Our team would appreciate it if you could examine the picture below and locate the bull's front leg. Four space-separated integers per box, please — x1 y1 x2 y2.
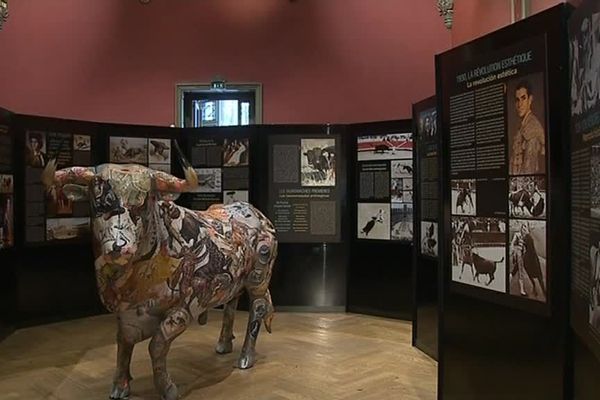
149 308 191 400
216 296 240 354
237 290 274 369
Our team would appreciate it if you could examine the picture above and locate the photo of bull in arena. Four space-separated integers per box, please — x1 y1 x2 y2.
590 233 600 332
301 138 336 186
508 176 546 219
451 179 476 216
509 219 547 302
357 133 412 161
592 145 600 218
452 217 506 292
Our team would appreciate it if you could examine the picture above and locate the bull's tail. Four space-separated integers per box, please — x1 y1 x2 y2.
495 257 505 264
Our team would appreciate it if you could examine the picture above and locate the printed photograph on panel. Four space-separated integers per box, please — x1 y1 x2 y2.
421 221 438 257
73 135 91 151
451 179 476 215
301 138 336 187
109 137 148 164
0 174 13 193
192 168 222 193
391 178 404 203
403 178 413 191
508 219 547 302
391 159 413 178
452 217 506 292
149 163 171 174
590 232 600 332
357 133 412 161
358 203 390 240
570 12 600 116
508 176 546 219
223 190 249 205
223 138 249 167
391 203 413 241
46 186 73 216
0 194 13 248
592 145 600 218
148 139 171 164
25 131 47 167
46 218 90 241
508 73 547 175
418 108 437 139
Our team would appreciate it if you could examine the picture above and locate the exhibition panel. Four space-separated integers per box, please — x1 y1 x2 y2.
437 4 572 399
569 0 600 397
346 120 414 319
412 96 440 360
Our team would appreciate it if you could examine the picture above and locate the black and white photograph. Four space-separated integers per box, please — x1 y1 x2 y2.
357 203 390 240
25 131 47 168
148 139 171 164
149 163 171 174
301 138 336 187
421 221 438 257
223 190 249 205
391 159 413 178
592 145 600 218
109 136 148 164
46 218 90 241
451 217 506 292
223 139 249 167
73 135 91 151
403 178 413 191
508 219 547 302
0 194 14 249
391 178 404 203
357 133 412 161
0 174 13 193
451 179 476 215
507 73 547 176
590 232 600 332
391 203 413 241
192 168 222 193
570 11 600 117
508 176 546 219
418 108 437 139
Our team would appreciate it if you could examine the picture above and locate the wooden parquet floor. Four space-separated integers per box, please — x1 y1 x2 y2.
0 311 437 400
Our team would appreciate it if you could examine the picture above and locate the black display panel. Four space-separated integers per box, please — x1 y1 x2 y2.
0 121 14 250
267 132 342 243
355 132 413 241
439 32 552 314
570 0 600 362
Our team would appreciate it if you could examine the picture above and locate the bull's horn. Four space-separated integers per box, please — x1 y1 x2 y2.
173 140 192 170
41 160 96 188
41 159 58 188
154 168 198 193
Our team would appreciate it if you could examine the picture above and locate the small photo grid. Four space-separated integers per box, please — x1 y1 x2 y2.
358 203 390 240
508 219 547 303
148 139 171 165
421 221 438 257
451 179 476 216
451 217 506 292
508 176 546 219
223 139 249 167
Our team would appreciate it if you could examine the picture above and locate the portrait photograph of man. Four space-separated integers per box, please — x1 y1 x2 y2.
508 74 547 176
25 131 47 168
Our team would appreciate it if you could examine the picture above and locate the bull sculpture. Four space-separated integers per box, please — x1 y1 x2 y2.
41 148 278 400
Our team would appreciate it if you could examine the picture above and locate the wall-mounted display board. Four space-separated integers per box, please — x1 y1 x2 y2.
24 130 95 244
412 96 439 360
0 123 14 250
355 132 413 241
267 132 342 243
186 130 251 210
570 0 600 363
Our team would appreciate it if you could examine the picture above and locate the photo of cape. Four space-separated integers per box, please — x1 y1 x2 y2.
300 138 336 187
451 217 506 293
109 136 148 164
508 219 547 303
357 203 390 240
357 133 412 161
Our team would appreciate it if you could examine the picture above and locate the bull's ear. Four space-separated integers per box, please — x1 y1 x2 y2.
62 184 90 202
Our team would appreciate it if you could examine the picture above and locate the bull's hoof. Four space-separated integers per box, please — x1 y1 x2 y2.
109 382 130 399
236 351 256 369
215 341 233 354
161 382 179 400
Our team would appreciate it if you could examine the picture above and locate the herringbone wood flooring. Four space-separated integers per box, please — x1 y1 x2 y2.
0 311 436 399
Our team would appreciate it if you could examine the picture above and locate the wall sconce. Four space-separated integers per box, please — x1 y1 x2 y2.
0 0 8 31
437 0 454 29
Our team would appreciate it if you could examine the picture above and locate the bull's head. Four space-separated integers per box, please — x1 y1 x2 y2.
41 143 198 265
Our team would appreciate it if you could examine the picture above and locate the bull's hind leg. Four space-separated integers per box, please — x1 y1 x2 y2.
216 296 240 354
148 308 191 400
237 290 274 369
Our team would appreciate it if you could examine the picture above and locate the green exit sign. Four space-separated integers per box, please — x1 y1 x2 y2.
211 80 226 89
